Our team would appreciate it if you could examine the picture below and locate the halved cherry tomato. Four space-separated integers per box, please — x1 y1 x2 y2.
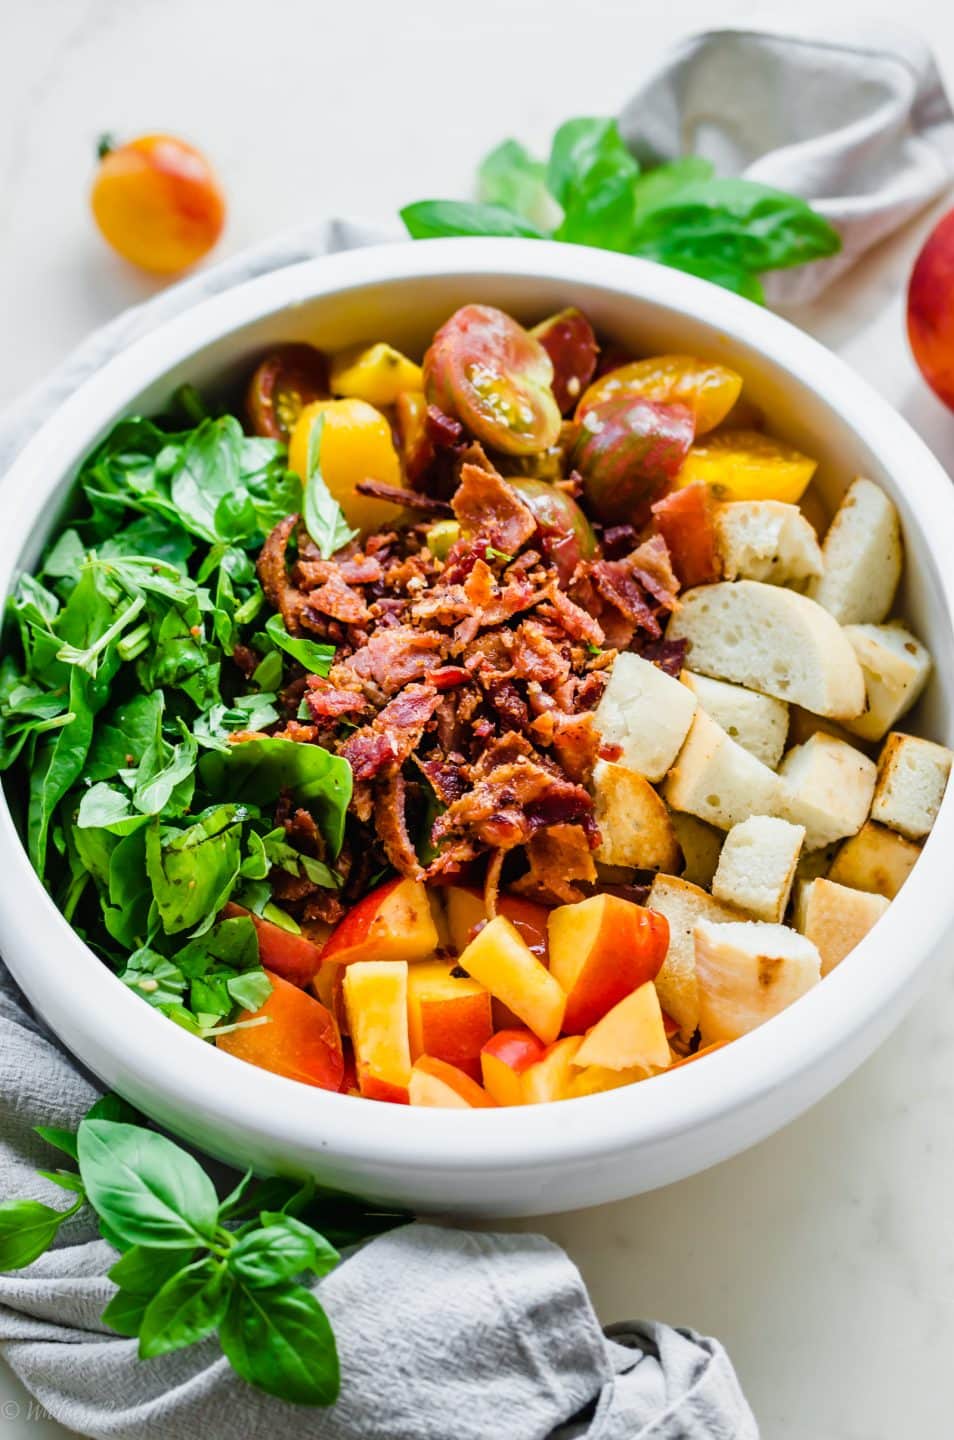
572 394 695 524
530 308 599 414
246 344 329 441
675 429 817 504
423 305 562 455
510 478 597 586
578 355 743 436
90 133 225 274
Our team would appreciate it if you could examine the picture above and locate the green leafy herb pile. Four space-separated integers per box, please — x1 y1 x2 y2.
0 395 352 1039
401 116 841 304
0 1094 405 1405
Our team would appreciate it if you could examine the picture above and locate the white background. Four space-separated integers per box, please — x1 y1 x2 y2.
2 2 954 1436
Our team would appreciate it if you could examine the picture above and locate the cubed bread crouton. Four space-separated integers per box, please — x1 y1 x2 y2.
667 580 865 718
809 477 902 623
714 500 823 586
662 708 781 832
647 874 744 1036
777 733 876 850
827 820 921 899
669 811 724 889
841 625 932 743
711 815 805 922
794 877 889 976
693 920 821 1042
870 731 952 840
593 652 697 782
681 670 789 768
591 760 681 871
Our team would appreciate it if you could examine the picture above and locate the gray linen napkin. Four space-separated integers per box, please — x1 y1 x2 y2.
5 22 948 1434
0 969 754 1438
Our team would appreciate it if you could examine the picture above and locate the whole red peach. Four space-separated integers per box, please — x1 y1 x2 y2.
907 207 954 411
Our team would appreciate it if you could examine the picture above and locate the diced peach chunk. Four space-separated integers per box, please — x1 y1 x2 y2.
342 960 412 1103
217 971 344 1091
458 916 565 1044
321 877 439 967
548 894 669 1034
409 1056 497 1109
407 961 493 1081
480 1029 546 1106
520 1036 583 1104
222 902 323 987
566 1064 649 1098
573 982 671 1072
444 886 550 960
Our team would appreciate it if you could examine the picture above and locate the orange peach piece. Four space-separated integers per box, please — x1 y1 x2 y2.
520 1036 583 1104
407 961 493 1080
310 958 347 1035
573 982 671 1072
409 1055 497 1109
342 960 412 1103
567 1064 649 1098
445 886 550 960
217 971 344 1091
458 916 565 1044
321 876 439 967
222 902 324 988
548 894 669 1034
480 1029 546 1106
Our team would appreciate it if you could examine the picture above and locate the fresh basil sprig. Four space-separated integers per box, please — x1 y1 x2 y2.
0 1097 407 1406
401 115 841 303
302 416 359 559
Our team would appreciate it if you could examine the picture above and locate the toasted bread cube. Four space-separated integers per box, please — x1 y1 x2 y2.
714 500 823 587
670 811 724 889
711 815 804 923
827 820 921 899
667 580 865 718
694 920 821 1042
593 652 697 782
809 478 902 624
663 708 781 832
647 874 744 1036
841 625 932 743
870 731 952 840
794 877 889 976
591 761 680 871
777 733 876 850
681 670 789 769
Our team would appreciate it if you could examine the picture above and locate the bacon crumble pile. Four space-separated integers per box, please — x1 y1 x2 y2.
255 443 682 921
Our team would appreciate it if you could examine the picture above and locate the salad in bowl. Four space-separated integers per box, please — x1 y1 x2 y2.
2 297 949 1115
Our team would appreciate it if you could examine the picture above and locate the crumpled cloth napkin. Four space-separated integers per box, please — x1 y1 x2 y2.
0 970 755 1439
4 21 949 1437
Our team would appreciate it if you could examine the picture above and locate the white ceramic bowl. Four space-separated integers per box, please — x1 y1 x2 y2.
2 239 953 1218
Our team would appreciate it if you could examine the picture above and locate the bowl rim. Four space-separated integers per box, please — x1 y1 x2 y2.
2 236 953 1175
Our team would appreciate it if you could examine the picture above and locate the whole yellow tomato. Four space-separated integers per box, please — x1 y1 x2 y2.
91 134 226 274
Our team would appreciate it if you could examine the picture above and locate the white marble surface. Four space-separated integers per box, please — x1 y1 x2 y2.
2 2 954 1435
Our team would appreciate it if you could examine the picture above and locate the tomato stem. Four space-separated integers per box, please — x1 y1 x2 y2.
96 133 116 160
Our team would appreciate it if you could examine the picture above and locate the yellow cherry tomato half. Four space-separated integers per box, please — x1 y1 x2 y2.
674 429 818 504
330 342 424 406
289 398 404 534
91 133 226 274
578 355 743 436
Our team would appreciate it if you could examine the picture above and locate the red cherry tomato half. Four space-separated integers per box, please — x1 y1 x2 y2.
510 477 597 586
423 305 562 456
572 394 695 524
246 344 329 441
530 307 599 414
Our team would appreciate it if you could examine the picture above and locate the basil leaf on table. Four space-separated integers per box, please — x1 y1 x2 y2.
547 116 640 251
229 1214 339 1288
263 613 334 675
301 416 359 560
0 1197 83 1270
77 1120 219 1250
138 1256 229 1358
400 200 544 240
33 1125 80 1161
219 1281 340 1407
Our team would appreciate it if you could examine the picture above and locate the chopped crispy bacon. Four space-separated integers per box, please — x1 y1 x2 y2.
355 478 453 515
415 754 469 805
340 684 442 781
539 585 605 648
452 463 537 554
374 771 424 880
427 665 470 690
512 823 597 905
306 570 370 625
304 678 368 721
258 514 305 632
432 751 595 854
297 553 385 587
631 634 689 677
343 627 446 692
511 620 571 687
232 643 259 679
